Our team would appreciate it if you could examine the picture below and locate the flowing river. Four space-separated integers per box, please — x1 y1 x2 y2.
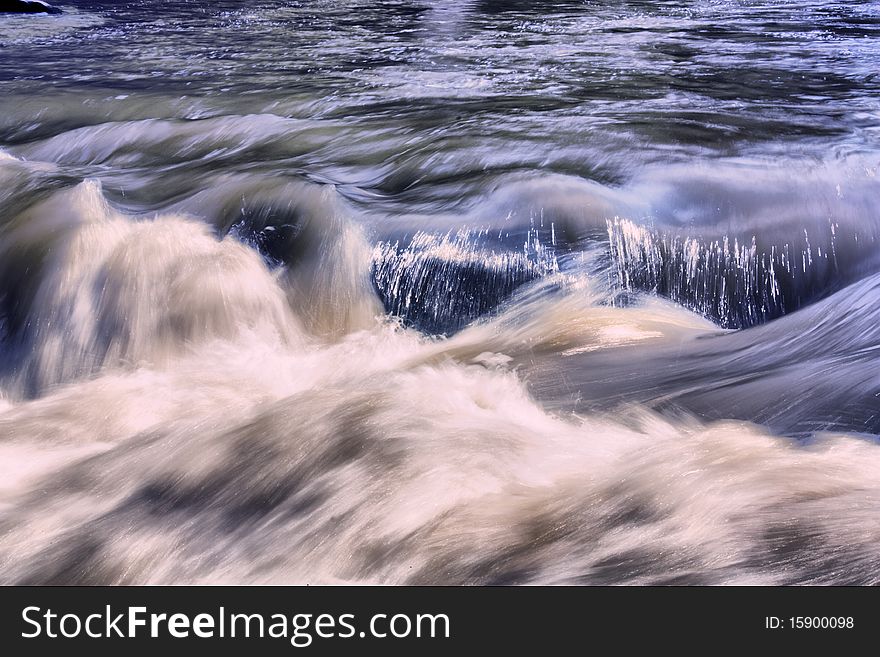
1 0 879 584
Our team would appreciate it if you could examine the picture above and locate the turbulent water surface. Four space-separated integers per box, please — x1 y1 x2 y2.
1 0 879 584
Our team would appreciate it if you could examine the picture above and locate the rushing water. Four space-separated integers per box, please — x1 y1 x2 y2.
0 0 879 584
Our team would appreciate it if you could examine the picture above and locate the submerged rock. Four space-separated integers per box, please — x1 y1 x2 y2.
0 0 62 14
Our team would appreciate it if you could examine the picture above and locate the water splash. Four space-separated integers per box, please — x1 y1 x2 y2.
606 216 845 328
371 227 558 334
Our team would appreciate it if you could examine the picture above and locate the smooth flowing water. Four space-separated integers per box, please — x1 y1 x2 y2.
1 0 879 584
